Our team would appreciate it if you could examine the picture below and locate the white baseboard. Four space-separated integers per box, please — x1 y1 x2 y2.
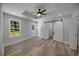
4 36 36 47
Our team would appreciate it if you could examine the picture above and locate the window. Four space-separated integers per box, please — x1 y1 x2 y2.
32 24 35 31
9 20 21 38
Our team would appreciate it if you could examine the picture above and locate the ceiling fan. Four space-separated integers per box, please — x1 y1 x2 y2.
34 9 47 17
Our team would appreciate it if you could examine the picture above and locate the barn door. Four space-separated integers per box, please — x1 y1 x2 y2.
53 21 63 42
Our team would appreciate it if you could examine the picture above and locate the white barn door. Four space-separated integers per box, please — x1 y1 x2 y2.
54 21 63 42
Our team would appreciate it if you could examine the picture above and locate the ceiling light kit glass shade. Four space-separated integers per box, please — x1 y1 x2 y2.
37 13 41 16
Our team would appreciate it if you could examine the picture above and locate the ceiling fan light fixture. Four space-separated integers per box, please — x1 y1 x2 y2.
37 13 41 16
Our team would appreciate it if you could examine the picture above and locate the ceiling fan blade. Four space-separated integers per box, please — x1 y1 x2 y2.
41 9 46 13
38 9 41 12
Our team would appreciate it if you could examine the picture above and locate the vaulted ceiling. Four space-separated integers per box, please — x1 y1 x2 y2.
2 3 79 22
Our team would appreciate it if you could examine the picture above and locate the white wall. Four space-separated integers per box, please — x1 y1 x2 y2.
0 4 3 56
63 17 70 43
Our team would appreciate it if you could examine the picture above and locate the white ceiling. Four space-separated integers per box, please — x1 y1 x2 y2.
2 3 78 21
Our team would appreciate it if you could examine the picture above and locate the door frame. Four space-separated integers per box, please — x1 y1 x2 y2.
0 3 4 56
77 22 79 55
74 16 79 55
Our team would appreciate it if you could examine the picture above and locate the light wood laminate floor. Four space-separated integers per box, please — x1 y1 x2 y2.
4 37 77 56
